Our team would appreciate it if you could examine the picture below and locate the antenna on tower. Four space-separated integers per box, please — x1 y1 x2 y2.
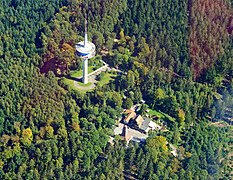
84 13 88 48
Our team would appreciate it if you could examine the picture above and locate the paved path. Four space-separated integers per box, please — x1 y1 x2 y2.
73 78 97 90
76 60 108 79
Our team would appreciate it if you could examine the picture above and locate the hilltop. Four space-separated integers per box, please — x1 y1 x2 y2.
0 0 232 179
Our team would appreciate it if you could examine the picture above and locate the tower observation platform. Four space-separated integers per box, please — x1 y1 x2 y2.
76 40 95 59
75 18 96 84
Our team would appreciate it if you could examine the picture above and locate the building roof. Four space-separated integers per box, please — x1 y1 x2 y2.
113 123 149 144
140 117 151 132
134 115 143 127
122 125 132 143
148 121 162 130
124 109 136 123
125 109 134 114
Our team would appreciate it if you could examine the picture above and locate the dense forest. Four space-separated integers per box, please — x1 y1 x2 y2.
0 0 232 179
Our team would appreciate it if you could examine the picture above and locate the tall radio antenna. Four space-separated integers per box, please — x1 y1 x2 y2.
84 11 88 48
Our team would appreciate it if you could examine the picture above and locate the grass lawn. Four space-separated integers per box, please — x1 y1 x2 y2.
62 71 117 93
147 108 165 119
147 108 175 122
62 60 105 92
77 82 92 87
62 78 92 94
70 60 104 78
97 72 117 87
70 66 94 78
63 78 76 90
162 112 175 122
63 77 92 89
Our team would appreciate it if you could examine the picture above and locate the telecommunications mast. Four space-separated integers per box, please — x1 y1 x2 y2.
75 14 96 84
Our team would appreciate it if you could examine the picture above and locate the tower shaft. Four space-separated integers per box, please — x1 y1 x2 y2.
83 58 88 84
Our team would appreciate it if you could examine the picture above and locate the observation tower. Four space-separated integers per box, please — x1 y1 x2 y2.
76 17 96 84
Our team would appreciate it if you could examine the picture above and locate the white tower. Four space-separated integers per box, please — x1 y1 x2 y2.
76 17 96 84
